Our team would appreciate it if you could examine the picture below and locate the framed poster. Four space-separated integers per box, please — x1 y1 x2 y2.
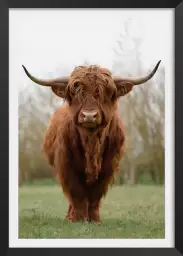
0 0 182 255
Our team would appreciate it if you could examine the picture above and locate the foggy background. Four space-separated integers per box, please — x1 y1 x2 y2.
9 9 170 185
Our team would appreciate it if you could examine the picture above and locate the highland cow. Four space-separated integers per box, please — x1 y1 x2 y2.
22 60 161 223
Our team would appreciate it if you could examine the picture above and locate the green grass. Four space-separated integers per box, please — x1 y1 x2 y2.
19 184 164 239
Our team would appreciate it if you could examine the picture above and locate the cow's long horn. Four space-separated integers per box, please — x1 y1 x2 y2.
22 65 68 88
113 60 161 85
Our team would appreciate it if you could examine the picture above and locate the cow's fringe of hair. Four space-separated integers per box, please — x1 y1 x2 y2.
65 65 115 104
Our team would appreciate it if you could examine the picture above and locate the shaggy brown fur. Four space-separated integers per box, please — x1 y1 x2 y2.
23 62 160 223
42 66 127 222
43 104 125 222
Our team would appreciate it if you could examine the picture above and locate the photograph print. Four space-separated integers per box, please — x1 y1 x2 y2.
9 8 174 247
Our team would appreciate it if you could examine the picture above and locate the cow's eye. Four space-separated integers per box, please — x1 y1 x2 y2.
111 92 116 101
73 82 79 89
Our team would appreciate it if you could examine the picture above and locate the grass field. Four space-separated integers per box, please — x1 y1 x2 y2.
19 184 165 238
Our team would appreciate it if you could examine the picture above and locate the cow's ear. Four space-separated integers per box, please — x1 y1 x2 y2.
115 81 134 97
51 85 67 98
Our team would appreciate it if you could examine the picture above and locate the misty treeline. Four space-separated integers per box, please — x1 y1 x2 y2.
19 20 164 185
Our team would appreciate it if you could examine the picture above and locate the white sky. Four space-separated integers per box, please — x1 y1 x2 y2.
9 9 173 90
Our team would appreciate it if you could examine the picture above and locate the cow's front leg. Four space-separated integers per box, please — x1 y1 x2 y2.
88 200 101 223
65 204 72 220
65 199 88 222
87 165 114 223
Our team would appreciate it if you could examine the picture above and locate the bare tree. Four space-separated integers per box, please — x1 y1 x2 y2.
112 19 165 184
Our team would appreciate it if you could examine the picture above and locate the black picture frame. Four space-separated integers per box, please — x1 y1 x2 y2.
1 0 182 255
